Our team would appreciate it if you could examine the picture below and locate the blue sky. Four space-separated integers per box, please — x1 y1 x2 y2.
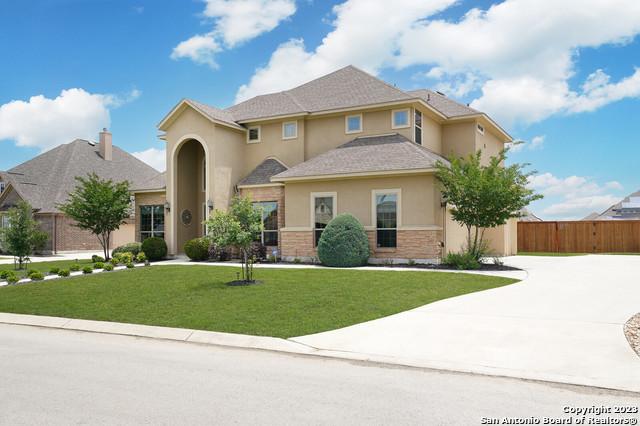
1 0 639 220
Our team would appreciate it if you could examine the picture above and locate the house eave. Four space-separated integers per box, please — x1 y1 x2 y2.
271 168 437 183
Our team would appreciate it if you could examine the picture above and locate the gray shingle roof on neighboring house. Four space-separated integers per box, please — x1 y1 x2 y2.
238 158 288 186
0 139 161 213
131 172 166 192
272 134 449 181
407 89 479 118
589 189 640 220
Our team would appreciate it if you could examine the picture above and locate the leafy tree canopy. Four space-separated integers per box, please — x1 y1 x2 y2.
0 200 48 269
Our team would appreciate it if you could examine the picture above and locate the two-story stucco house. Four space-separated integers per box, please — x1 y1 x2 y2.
132 65 517 262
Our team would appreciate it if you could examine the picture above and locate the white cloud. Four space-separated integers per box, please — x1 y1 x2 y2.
171 34 222 68
236 0 455 102
0 88 138 152
528 172 624 219
172 0 296 67
133 147 166 172
236 0 640 125
506 135 544 153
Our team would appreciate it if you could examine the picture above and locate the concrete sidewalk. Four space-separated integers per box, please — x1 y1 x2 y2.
0 251 103 265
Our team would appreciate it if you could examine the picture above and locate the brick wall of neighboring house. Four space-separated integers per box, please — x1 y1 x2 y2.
239 185 285 253
34 214 104 253
281 229 443 264
134 192 167 242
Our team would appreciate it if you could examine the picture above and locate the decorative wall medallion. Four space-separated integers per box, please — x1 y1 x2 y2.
181 209 193 226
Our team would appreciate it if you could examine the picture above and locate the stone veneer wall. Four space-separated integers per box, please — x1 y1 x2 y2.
281 229 443 264
239 185 285 252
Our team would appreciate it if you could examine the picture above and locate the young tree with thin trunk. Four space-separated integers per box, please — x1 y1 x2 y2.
436 149 542 260
0 201 48 269
58 173 131 261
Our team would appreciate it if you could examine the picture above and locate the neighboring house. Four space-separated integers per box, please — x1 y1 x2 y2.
135 65 517 262
584 189 640 220
0 129 160 253
518 208 542 222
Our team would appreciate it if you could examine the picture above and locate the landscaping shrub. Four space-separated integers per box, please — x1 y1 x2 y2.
184 238 210 261
125 262 135 269
91 255 105 263
110 257 119 266
135 252 147 264
444 252 481 270
26 269 39 277
28 271 45 281
103 263 114 271
317 213 370 267
57 269 70 277
0 270 10 279
82 266 93 274
141 237 167 261
249 241 267 261
208 244 230 261
49 267 60 275
93 262 104 270
117 252 133 264
69 264 81 272
112 242 142 257
5 271 19 284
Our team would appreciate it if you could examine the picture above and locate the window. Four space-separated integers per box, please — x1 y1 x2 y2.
253 201 278 246
0 214 9 229
282 121 298 139
373 190 399 248
140 205 164 241
0 182 5 194
345 114 362 134
477 123 485 135
392 108 410 129
248 126 261 143
312 193 336 246
414 110 423 145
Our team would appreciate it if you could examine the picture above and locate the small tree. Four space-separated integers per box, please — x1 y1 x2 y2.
58 173 131 261
0 201 48 269
436 150 542 260
206 196 262 282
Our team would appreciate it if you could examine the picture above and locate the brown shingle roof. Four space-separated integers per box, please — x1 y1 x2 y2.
272 133 448 181
238 158 287 186
2 139 161 213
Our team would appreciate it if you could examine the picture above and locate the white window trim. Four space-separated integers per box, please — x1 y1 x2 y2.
253 201 279 245
282 121 298 140
202 202 208 236
247 125 261 143
476 123 485 135
310 192 337 244
371 188 402 230
345 114 363 134
414 109 423 145
391 108 411 129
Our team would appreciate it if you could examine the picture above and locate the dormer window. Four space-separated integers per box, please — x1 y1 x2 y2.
248 126 261 143
392 108 410 129
477 123 485 135
345 114 362 134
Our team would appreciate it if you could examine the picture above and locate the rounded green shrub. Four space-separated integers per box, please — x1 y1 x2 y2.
110 257 119 266
112 242 142 257
317 213 370 267
28 271 45 281
49 267 60 275
26 269 38 277
444 252 481 270
93 262 105 270
69 264 81 272
125 262 135 269
184 238 210 261
82 266 93 274
141 237 167 261
103 263 114 271
135 252 147 264
57 269 70 277
0 270 10 279
5 271 19 284
91 255 105 263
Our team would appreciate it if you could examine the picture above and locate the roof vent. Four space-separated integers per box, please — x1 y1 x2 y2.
87 140 96 146
436 91 446 97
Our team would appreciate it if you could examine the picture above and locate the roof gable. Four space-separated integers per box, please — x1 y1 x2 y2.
238 158 288 187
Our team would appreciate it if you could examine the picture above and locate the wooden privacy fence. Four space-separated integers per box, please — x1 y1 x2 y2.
518 220 640 253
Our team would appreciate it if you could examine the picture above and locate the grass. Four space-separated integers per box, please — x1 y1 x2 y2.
0 265 517 338
0 258 93 278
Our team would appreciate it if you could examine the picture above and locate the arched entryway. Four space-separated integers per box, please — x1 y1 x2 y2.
174 138 207 253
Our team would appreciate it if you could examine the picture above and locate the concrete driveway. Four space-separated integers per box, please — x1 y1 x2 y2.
292 255 640 392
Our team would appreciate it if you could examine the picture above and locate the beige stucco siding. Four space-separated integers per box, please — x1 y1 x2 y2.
414 105 442 153
213 125 245 210
283 174 442 229
242 119 305 173
476 125 504 164
442 121 476 160
134 191 167 242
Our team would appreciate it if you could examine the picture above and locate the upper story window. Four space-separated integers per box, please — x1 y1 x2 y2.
477 123 485 135
414 110 423 145
282 121 298 140
0 181 5 194
392 108 410 129
248 125 261 143
345 114 363 134
312 192 336 246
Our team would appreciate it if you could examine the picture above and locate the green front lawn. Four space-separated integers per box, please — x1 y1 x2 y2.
0 265 517 338
0 258 93 278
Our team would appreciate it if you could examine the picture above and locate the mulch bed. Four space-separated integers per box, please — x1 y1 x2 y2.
624 313 640 357
226 280 263 287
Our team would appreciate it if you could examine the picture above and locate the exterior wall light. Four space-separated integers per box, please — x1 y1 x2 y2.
164 201 171 212
207 200 214 210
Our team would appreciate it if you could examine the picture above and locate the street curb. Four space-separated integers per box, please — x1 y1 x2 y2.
1 312 638 395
